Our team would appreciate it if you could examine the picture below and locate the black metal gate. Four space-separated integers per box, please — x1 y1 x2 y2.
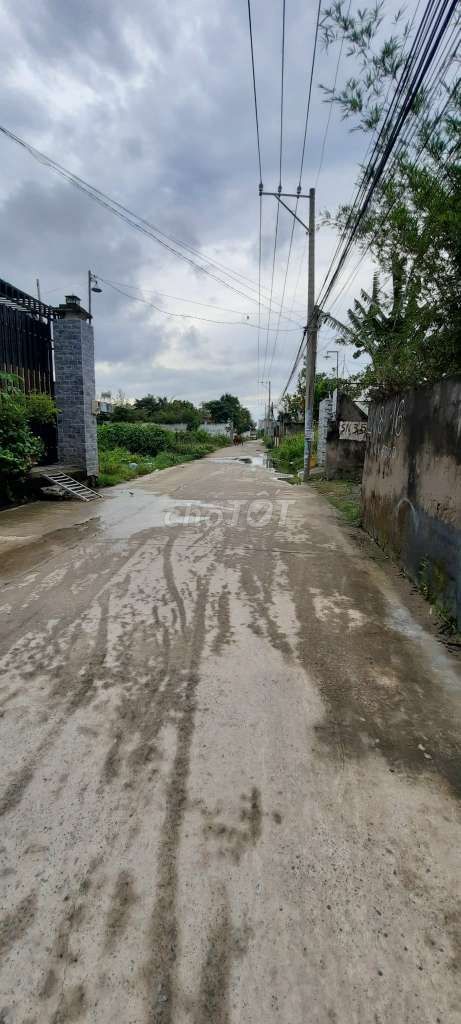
0 279 57 460
0 278 55 394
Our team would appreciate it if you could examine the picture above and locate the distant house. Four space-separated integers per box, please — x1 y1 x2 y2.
95 392 114 415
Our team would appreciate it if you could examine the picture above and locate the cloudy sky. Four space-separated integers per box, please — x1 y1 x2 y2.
0 0 381 418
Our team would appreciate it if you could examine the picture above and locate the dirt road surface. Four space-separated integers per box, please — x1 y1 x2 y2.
1 442 460 1023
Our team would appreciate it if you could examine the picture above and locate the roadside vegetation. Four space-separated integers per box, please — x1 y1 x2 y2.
100 391 253 435
0 372 56 503
267 430 318 476
309 479 362 527
97 423 230 487
318 2 461 395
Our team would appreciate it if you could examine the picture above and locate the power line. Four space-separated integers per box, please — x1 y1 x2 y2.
313 0 448 313
99 275 301 330
258 193 263 388
298 0 322 189
88 277 262 317
279 3 460 400
247 0 263 185
315 0 352 189
316 0 458 314
268 0 323 374
279 0 286 191
262 202 281 376
0 123 304 328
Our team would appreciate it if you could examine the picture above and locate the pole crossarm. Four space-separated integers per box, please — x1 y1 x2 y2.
260 190 311 233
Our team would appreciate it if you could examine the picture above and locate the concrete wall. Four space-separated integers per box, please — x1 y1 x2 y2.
201 422 232 437
152 422 188 433
54 317 99 478
362 376 461 627
318 396 333 467
325 394 367 480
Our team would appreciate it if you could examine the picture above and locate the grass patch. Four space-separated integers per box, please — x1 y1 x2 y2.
267 428 318 476
270 433 304 473
97 432 231 487
309 478 362 526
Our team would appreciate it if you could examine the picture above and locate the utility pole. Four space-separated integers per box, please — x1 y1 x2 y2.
303 187 317 481
36 278 41 303
88 270 102 320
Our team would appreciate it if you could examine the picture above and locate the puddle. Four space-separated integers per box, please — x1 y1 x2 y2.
207 452 274 469
96 492 229 538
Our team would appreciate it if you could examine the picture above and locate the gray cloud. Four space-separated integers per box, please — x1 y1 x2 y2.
0 0 374 418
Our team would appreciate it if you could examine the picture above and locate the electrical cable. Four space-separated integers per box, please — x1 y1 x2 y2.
0 123 303 327
279 56 460 402
315 0 352 189
298 0 323 189
279 0 286 191
262 202 281 377
247 0 263 185
98 275 301 330
268 0 323 374
316 0 458 314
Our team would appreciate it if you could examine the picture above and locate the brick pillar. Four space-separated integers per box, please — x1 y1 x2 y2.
53 295 99 479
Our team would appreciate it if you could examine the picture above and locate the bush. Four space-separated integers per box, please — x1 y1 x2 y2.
25 392 57 425
270 433 304 471
96 423 232 488
98 446 157 486
0 374 45 500
97 422 170 456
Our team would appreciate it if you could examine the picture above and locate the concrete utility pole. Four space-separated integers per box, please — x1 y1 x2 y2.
303 187 317 482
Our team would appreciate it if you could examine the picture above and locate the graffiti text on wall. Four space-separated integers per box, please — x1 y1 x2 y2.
367 397 406 459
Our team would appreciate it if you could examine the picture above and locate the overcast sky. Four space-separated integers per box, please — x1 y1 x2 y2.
0 0 382 418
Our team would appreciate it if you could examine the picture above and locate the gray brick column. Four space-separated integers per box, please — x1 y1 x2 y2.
54 306 99 479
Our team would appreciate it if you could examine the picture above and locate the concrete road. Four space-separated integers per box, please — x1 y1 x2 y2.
1 442 460 1024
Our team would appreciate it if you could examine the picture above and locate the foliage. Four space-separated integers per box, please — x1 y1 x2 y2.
319 2 461 392
309 479 362 526
134 394 202 428
106 391 253 434
279 371 361 422
320 1 411 132
205 393 253 433
96 425 231 487
269 427 319 474
0 373 44 499
271 433 305 473
97 422 170 456
109 403 138 422
322 260 447 392
98 446 156 486
25 391 57 425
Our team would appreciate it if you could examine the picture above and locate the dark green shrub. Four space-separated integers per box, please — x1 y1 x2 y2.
0 373 45 500
97 422 170 456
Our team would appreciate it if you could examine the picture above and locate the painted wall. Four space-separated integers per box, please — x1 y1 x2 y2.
325 394 367 480
362 376 461 627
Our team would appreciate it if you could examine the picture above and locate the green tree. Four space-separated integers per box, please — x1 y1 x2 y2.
319 1 461 391
206 393 253 433
280 372 352 422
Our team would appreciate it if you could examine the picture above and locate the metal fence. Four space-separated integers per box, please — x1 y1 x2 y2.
0 278 55 395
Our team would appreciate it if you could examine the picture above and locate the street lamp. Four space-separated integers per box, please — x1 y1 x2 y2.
88 270 102 320
325 349 340 395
